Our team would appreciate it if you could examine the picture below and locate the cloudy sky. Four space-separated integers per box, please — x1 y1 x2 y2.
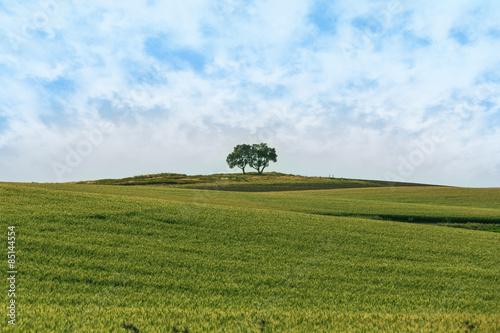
1 0 499 186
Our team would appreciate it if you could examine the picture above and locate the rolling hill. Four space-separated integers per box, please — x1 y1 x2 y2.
1 174 499 331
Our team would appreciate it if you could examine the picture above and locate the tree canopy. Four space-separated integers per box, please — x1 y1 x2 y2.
226 143 277 174
226 144 252 174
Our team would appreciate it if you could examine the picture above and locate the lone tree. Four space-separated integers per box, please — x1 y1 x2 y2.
248 143 277 174
227 143 277 175
226 144 252 174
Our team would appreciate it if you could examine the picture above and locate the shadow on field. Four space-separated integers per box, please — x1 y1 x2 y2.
311 212 500 225
308 212 500 232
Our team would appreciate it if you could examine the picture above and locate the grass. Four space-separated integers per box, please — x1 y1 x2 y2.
1 177 499 332
80 172 437 190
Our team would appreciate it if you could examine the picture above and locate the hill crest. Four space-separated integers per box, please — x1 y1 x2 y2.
78 172 441 191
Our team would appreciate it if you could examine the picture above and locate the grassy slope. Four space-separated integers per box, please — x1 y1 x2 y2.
1 183 499 332
39 182 500 231
80 172 437 191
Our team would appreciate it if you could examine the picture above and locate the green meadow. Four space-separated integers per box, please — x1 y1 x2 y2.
1 175 499 332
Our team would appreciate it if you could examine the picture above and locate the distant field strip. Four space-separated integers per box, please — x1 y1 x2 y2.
183 180 434 192
1 183 499 331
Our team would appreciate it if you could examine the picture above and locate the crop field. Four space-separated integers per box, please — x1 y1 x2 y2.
1 178 499 332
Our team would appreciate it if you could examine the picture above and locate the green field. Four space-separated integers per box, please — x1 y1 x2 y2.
1 175 499 332
81 172 436 190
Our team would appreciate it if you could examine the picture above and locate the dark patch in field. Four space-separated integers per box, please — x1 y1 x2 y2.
439 223 500 233
122 323 139 332
258 318 266 332
372 214 500 225
464 320 475 332
310 212 500 232
88 214 106 220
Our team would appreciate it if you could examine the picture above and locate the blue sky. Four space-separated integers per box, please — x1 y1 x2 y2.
0 0 499 186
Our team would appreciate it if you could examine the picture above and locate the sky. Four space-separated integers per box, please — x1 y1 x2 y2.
0 0 499 187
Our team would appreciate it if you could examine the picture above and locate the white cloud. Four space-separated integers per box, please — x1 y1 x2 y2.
0 0 499 186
